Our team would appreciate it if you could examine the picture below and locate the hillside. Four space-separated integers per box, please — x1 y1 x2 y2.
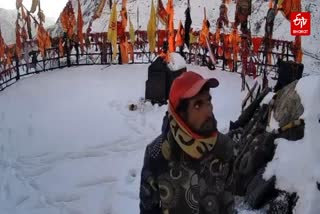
50 0 320 74
0 8 56 44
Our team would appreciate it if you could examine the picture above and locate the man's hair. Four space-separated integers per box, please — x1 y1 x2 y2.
175 84 211 114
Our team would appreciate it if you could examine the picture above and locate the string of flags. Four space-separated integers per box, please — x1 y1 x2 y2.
0 0 303 69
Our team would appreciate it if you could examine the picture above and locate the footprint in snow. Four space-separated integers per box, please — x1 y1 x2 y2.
126 168 137 184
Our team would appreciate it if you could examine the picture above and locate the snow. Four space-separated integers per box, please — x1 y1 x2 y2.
0 64 248 214
167 52 186 71
264 75 320 214
260 92 276 106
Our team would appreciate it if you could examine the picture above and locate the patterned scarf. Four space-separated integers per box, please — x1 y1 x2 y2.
167 107 218 159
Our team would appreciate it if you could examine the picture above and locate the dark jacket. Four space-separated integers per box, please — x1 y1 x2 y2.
139 129 235 214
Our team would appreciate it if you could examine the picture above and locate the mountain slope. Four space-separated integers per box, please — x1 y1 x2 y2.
0 8 17 45
51 0 319 41
49 0 319 75
0 8 56 44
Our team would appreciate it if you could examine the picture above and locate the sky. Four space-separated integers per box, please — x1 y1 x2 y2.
0 0 69 19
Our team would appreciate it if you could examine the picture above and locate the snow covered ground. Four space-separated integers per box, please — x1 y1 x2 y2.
0 64 247 214
0 63 319 214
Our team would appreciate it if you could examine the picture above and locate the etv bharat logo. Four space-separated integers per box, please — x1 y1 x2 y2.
291 12 311 36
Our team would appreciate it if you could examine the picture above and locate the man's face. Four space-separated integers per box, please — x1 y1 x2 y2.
184 90 217 137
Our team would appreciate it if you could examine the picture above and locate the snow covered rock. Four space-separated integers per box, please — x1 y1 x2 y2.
167 52 186 72
273 81 304 127
230 75 320 213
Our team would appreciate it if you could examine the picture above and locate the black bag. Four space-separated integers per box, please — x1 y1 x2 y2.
274 60 304 92
145 57 185 105
145 71 167 104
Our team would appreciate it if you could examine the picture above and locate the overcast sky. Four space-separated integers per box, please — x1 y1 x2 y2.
0 0 69 20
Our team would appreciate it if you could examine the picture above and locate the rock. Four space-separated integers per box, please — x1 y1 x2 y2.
273 81 304 127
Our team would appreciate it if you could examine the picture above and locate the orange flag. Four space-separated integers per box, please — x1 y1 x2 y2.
215 28 221 43
230 28 240 63
77 0 84 53
157 0 168 26
37 24 51 57
0 29 6 60
120 0 129 63
293 36 303 63
21 26 28 42
252 37 263 53
21 6 27 20
167 0 175 53
15 23 23 58
60 2 76 39
278 0 301 20
59 37 64 56
121 0 128 30
5 49 13 68
120 38 129 64
199 8 209 48
175 20 184 47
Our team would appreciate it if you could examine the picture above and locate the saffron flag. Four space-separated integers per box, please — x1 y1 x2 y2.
147 0 157 53
0 29 6 60
167 0 175 53
59 37 64 56
108 2 118 61
77 0 85 53
15 23 23 58
120 38 129 64
37 24 46 57
199 8 209 48
278 0 301 20
121 0 128 30
21 6 27 20
252 37 263 53
293 36 303 63
157 0 168 26
175 20 184 47
39 25 51 57
60 2 76 39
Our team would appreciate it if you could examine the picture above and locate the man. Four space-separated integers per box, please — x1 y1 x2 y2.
139 71 235 214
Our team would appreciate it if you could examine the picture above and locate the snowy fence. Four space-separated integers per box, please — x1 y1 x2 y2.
0 37 296 92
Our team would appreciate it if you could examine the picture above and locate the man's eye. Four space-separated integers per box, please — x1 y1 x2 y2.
194 104 200 109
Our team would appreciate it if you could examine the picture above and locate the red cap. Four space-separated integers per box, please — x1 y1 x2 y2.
169 71 219 110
